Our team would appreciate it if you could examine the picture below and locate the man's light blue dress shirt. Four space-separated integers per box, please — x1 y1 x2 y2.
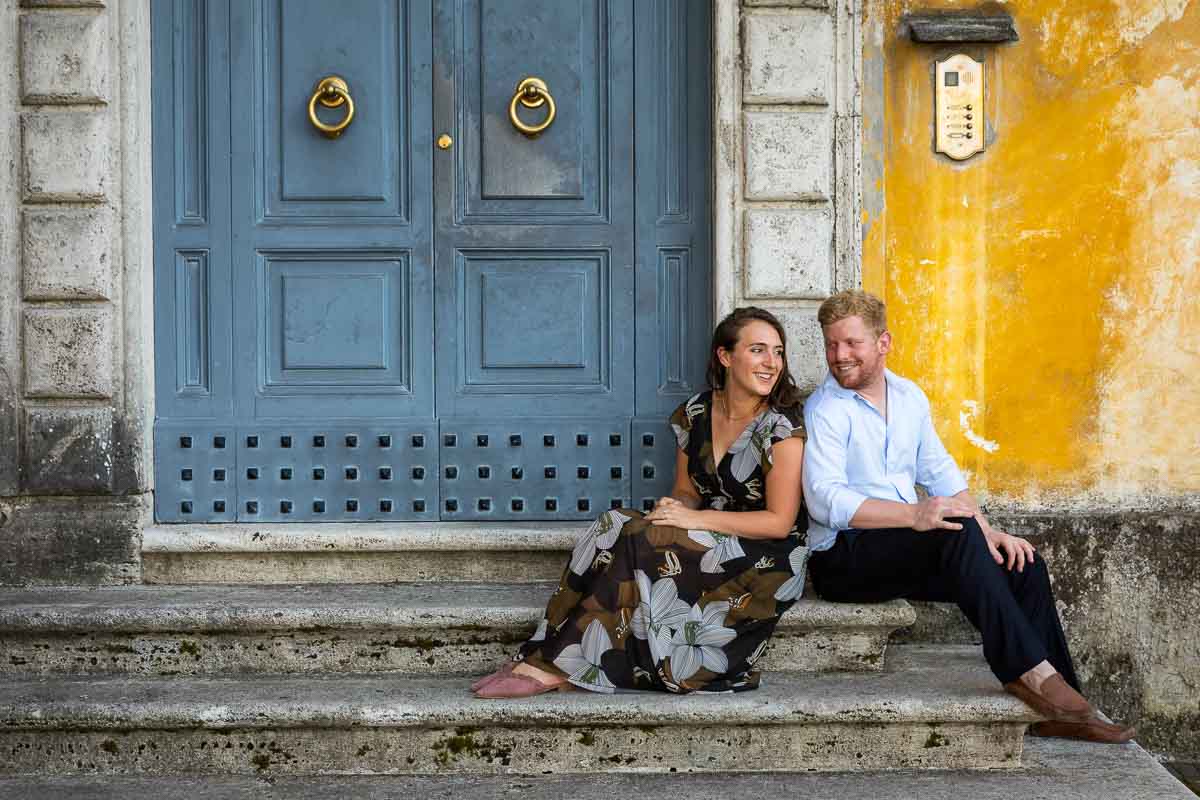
803 369 968 552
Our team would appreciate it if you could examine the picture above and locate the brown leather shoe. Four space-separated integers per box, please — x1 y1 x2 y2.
1004 674 1095 724
1031 718 1137 744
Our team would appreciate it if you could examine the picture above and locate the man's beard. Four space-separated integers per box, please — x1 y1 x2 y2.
831 359 883 391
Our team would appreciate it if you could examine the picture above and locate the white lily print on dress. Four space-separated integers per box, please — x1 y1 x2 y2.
687 529 746 573
630 570 691 665
773 546 810 601
569 510 630 576
728 416 778 482
668 602 737 682
672 393 707 449
553 618 616 693
746 639 769 667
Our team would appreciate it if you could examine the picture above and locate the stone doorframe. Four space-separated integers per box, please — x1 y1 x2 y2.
713 0 864 393
0 0 864 583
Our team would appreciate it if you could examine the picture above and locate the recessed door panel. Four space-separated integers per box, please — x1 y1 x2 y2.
229 0 434 426
258 0 410 221
459 250 609 391
458 0 606 222
153 0 234 424
260 252 410 388
434 0 634 422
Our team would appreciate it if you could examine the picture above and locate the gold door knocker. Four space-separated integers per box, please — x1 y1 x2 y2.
308 76 355 139
508 76 556 138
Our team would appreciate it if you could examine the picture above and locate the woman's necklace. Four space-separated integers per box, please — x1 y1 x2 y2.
718 390 763 422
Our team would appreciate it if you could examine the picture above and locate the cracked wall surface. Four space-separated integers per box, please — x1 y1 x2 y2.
863 0 1200 512
862 0 1200 758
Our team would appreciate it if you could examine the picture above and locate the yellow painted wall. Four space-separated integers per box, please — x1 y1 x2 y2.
864 0 1200 508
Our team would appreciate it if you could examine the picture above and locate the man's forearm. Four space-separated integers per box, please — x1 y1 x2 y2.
847 498 918 529
848 493 980 532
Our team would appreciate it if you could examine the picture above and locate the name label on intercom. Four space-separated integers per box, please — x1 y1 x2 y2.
936 54 984 161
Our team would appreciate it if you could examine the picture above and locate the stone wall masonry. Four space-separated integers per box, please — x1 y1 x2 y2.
744 207 834 299
743 9 834 104
716 0 861 390
21 207 113 300
20 10 109 104
21 406 115 494
21 112 110 202
0 494 143 586
2 0 149 584
22 306 114 398
1 1 21 498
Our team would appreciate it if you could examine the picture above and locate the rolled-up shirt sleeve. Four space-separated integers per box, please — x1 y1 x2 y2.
803 403 870 531
914 402 968 497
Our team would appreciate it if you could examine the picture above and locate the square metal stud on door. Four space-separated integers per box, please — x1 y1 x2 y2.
439 420 632 521
154 424 237 523
235 424 437 522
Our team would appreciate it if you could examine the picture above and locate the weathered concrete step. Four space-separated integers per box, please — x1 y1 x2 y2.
142 523 578 584
0 646 1036 775
0 583 914 676
893 600 980 645
0 737 1188 799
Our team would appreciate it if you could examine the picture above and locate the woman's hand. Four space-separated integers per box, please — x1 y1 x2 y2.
643 501 707 530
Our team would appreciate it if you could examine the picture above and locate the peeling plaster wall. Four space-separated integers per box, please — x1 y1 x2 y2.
863 0 1200 757
864 0 1200 511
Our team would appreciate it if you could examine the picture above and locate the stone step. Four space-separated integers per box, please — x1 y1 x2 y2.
142 523 578 584
0 645 1037 776
0 736 1188 799
893 600 979 645
0 583 914 677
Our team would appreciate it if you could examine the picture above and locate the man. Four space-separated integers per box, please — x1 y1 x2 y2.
802 290 1133 743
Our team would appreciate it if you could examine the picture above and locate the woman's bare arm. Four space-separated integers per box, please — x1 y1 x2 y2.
644 438 804 540
661 449 704 510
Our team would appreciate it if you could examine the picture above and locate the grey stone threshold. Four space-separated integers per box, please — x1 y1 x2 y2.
141 523 581 553
140 523 583 583
0 736 1188 799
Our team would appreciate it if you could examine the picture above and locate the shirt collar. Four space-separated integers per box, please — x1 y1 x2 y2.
821 368 899 402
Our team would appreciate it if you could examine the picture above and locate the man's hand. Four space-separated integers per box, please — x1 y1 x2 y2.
912 496 976 531
982 526 1036 572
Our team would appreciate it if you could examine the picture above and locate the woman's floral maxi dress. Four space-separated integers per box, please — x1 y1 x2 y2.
515 391 809 693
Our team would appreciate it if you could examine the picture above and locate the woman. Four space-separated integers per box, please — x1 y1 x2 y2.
473 307 809 697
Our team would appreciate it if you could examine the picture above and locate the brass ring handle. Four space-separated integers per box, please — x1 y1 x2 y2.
308 76 355 139
509 77 556 138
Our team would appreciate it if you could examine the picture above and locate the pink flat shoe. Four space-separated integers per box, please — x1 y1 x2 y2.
474 672 569 699
469 662 515 693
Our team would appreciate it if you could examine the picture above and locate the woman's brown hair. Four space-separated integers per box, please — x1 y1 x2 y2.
705 307 802 412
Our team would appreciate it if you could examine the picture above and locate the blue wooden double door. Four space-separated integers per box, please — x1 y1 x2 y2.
152 0 712 523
